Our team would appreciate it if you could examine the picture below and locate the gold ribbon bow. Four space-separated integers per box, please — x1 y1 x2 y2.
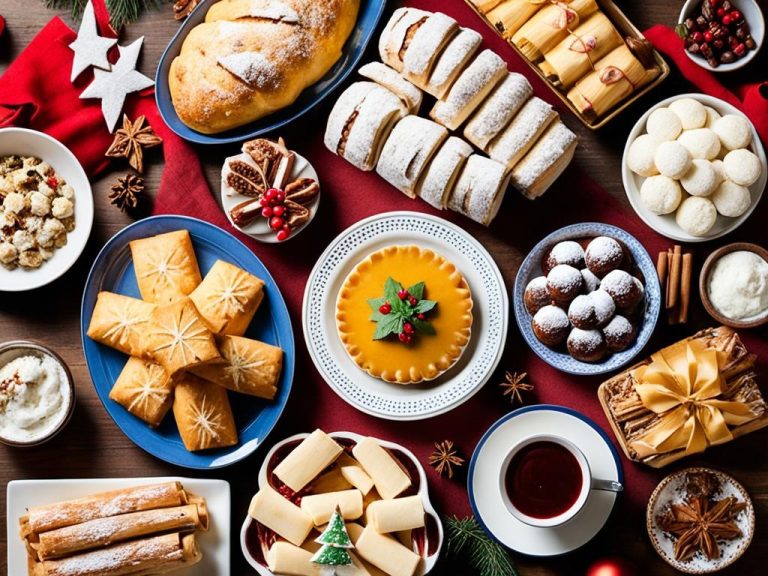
629 340 758 459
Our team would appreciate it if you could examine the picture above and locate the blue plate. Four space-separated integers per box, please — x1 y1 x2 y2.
155 0 388 145
513 222 661 375
80 216 294 469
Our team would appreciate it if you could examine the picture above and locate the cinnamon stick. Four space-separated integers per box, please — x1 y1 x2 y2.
657 251 668 289
678 253 693 324
668 245 682 310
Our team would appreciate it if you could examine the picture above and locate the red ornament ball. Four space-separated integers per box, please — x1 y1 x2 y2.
586 557 636 576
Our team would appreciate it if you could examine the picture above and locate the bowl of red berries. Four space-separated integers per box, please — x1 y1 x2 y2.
678 0 764 71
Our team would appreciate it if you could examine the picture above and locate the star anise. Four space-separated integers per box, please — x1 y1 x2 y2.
105 115 162 174
173 0 202 20
109 174 144 212
656 495 746 562
500 371 534 405
428 440 465 479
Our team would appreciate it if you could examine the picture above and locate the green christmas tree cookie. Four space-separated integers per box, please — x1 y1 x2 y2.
311 506 354 574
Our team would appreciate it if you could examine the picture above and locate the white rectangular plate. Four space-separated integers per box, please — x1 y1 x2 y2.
6 476 230 576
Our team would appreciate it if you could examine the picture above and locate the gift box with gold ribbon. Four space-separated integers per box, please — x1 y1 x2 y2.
598 326 768 468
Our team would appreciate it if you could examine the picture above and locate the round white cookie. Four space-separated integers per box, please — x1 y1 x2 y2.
676 196 717 236
669 98 707 130
723 148 761 186
640 175 682 215
646 107 682 141
704 106 721 128
654 141 691 179
627 134 660 177
712 114 752 150
680 159 718 197
711 179 751 217
677 128 721 160
711 159 725 184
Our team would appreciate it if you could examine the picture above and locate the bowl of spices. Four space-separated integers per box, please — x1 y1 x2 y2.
700 242 768 328
0 340 75 447
678 0 764 72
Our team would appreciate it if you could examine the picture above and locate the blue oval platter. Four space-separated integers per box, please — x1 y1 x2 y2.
80 215 295 469
155 0 388 145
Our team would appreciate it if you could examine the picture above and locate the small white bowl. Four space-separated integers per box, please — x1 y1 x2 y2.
679 0 764 72
622 93 767 243
0 128 94 291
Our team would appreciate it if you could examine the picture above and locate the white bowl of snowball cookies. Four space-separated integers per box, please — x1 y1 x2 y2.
622 93 766 242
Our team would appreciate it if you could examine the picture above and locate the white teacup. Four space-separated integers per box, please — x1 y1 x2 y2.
499 434 623 528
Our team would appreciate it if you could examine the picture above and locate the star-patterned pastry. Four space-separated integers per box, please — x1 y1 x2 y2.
147 298 220 375
192 335 282 399
86 291 156 358
129 230 202 304
79 37 154 132
109 358 173 427
189 260 265 336
68 0 117 82
173 374 238 451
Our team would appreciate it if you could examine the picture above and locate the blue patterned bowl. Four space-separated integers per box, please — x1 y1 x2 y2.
513 223 660 375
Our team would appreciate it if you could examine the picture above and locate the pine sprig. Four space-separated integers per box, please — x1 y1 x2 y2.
446 516 518 576
43 0 170 29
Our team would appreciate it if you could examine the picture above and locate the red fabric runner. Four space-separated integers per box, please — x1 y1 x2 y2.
2 0 767 565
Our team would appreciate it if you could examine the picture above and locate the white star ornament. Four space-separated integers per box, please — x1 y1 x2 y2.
68 0 117 82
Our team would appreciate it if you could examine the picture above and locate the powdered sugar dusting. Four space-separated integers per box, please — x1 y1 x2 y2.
217 52 281 89
568 328 604 351
534 305 569 331
585 236 623 267
448 155 509 224
490 97 555 167
547 264 582 292
510 120 577 190
402 12 457 78
417 136 473 208
240 0 300 23
601 269 634 297
591 289 616 324
465 73 532 148
426 28 482 97
603 315 633 340
568 294 595 322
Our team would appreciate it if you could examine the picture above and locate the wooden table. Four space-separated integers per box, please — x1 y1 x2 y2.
1 1 766 575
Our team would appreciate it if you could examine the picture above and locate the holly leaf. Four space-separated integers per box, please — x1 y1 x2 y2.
407 282 425 301
414 299 437 314
369 311 387 322
367 297 387 312
373 314 403 340
412 318 436 336
384 277 402 304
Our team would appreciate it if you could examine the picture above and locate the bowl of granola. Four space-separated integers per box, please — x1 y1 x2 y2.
0 128 93 291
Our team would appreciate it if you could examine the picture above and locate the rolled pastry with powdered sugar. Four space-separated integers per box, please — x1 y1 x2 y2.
488 97 557 169
448 155 510 225
424 28 482 99
416 136 474 209
358 62 423 113
464 72 533 150
401 12 458 87
378 7 431 72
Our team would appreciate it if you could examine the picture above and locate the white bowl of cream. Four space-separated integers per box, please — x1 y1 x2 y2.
0 341 75 446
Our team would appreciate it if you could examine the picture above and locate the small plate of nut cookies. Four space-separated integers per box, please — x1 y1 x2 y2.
514 223 660 375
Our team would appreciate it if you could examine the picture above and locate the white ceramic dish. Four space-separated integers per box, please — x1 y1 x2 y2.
647 467 755 573
679 0 764 72
302 211 508 421
6 476 231 575
469 405 623 556
622 94 767 242
241 430 443 576
0 128 94 291
220 151 320 243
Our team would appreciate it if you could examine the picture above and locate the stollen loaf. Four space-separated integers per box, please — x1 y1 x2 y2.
169 0 360 134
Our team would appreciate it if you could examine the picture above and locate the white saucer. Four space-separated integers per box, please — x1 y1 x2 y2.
220 151 320 243
469 405 623 556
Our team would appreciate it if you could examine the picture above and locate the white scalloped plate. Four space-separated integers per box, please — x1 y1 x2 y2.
302 211 508 421
240 431 443 576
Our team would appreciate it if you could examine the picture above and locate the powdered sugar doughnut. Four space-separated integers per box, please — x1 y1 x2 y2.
567 328 607 362
568 294 599 330
627 134 660 177
544 240 585 274
524 276 551 315
677 128 721 160
675 196 717 236
640 175 682 214
668 98 707 130
646 108 682 141
723 149 761 187
704 106 721 128
532 305 570 347
585 236 623 277
680 159 718 197
711 180 751 217
581 268 600 293
591 289 616 327
712 114 752 150
546 264 583 304
603 315 636 352
601 269 642 309
654 141 691 179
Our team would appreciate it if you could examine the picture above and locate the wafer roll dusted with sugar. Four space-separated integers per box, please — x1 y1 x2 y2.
448 155 510 225
464 73 533 150
488 97 557 170
510 120 578 200
425 28 482 98
486 0 546 37
416 137 473 209
29 532 201 576
431 50 507 131
358 62 423 113
324 82 407 171
376 116 449 197
378 7 431 72
512 0 599 61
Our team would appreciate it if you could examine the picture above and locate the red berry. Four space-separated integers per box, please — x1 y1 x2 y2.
379 302 391 314
282 224 291 232
275 191 286 203
265 188 278 200
403 322 414 334
260 197 270 207
717 7 726 17
408 296 418 306
398 332 408 343
276 229 290 242
0 16 6 38
397 289 408 300
46 176 58 189
734 42 746 55
692 31 704 43
269 216 284 230
261 207 273 218
417 313 426 321
730 10 741 21
272 205 285 217
722 15 731 25
704 31 714 42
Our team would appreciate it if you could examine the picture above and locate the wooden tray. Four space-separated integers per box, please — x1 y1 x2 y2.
597 327 768 468
464 0 670 129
